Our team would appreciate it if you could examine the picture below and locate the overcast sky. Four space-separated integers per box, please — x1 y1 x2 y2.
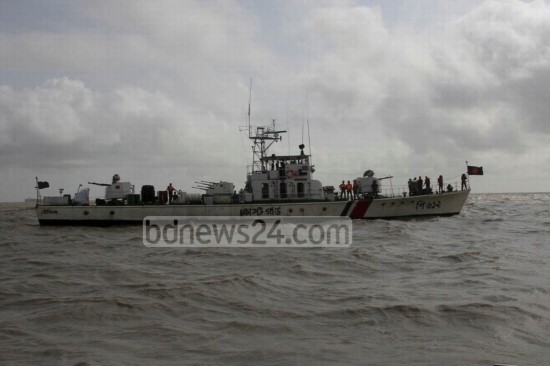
1 0 550 201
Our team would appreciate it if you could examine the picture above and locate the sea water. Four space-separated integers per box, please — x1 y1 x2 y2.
0 193 549 365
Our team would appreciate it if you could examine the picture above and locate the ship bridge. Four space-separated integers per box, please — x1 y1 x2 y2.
243 122 323 202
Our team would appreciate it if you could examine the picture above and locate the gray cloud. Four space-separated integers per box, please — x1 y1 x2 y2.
0 77 242 170
293 0 550 156
2 0 550 200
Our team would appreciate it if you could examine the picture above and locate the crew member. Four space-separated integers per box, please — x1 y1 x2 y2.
167 183 176 203
372 179 378 198
437 175 443 193
416 176 423 195
346 180 353 200
461 173 468 190
411 177 418 196
339 180 346 200
425 176 431 194
352 179 359 200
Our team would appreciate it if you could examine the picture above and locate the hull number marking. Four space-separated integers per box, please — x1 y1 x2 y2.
416 200 441 211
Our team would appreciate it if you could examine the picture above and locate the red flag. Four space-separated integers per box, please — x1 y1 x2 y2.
467 166 484 175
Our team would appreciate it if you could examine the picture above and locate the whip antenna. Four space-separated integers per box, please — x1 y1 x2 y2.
248 78 252 136
306 94 312 165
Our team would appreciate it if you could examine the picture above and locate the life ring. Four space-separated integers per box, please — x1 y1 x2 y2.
286 170 297 178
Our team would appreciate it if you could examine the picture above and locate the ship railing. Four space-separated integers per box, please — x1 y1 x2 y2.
269 192 325 201
385 180 464 198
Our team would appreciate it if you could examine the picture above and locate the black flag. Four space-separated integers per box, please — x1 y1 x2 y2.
37 181 50 189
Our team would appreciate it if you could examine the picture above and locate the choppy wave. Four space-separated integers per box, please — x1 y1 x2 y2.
1 194 549 365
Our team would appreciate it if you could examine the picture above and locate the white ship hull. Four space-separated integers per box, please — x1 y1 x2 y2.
36 189 470 225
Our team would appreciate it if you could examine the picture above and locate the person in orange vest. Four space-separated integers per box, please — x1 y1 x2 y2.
339 180 346 200
346 180 353 200
352 179 359 200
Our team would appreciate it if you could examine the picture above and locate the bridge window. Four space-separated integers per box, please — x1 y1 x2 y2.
280 182 287 199
297 182 304 198
261 183 269 199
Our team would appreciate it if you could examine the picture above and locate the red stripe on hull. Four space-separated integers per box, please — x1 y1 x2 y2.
349 200 371 219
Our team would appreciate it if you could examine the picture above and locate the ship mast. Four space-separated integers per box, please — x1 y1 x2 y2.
245 80 286 173
249 120 286 173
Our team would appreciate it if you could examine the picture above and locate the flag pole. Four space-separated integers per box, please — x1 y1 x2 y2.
35 177 40 207
465 161 470 189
